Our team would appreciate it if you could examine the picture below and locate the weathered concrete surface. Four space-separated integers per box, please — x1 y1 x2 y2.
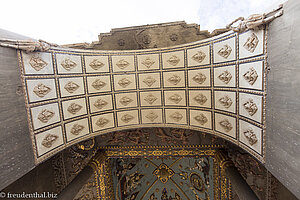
0 29 35 190
266 0 300 198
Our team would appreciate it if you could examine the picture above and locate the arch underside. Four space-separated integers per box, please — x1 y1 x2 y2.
18 29 267 164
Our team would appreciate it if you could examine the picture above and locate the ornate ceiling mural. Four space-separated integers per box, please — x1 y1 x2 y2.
17 28 267 164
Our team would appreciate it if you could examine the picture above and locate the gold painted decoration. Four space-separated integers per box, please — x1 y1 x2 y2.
89 59 104 70
116 59 130 69
193 94 208 105
33 83 51 98
143 76 156 87
29 56 48 71
70 123 85 135
145 111 158 122
142 57 155 68
144 94 158 105
190 173 205 192
219 119 233 132
194 114 208 125
218 95 233 108
168 94 182 104
167 74 181 85
119 96 133 106
121 114 134 123
41 134 58 148
92 79 106 90
37 109 55 123
192 72 206 84
118 78 132 88
243 127 258 145
67 103 82 114
218 70 232 84
170 112 183 122
217 44 232 59
93 98 108 109
244 33 259 53
61 58 77 71
64 81 80 93
192 50 206 63
96 117 110 128
243 99 258 116
153 163 175 183
243 67 258 85
167 55 180 66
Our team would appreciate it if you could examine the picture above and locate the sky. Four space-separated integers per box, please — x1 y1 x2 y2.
0 0 286 45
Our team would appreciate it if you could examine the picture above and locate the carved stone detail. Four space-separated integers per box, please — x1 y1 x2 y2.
118 39 125 46
70 124 85 135
169 34 178 41
144 94 158 105
96 117 109 128
167 74 181 85
243 67 258 85
92 79 106 90
38 109 55 123
192 72 206 84
168 94 182 104
217 44 232 59
119 96 133 106
42 134 58 148
193 94 207 105
219 119 233 132
116 59 130 69
243 99 258 116
67 103 83 114
194 114 208 125
218 70 232 84
89 59 104 70
142 57 155 68
93 98 108 109
243 127 258 145
33 83 51 98
118 78 132 88
170 112 183 122
243 33 259 53
143 76 156 87
219 95 233 108
192 51 206 63
29 56 48 71
64 81 80 93
121 114 134 123
167 55 180 66
145 111 158 122
61 58 77 71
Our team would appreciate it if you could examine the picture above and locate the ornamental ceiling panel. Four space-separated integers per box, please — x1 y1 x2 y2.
18 29 266 163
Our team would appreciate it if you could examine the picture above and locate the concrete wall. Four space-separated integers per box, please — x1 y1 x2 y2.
266 0 300 198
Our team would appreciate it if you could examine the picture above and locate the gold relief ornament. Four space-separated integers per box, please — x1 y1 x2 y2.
168 94 182 104
218 70 232 84
116 59 130 69
194 114 208 125
93 98 108 109
119 96 133 106
118 78 132 88
29 56 48 71
41 134 58 148
144 94 158 105
193 94 208 105
167 55 180 66
170 112 183 122
96 117 110 128
192 72 207 84
89 59 104 70
70 123 85 135
218 95 233 108
143 76 157 87
67 103 83 114
217 44 232 59
243 127 258 145
243 33 259 53
91 79 106 90
64 81 80 93
33 83 51 98
167 74 181 85
153 163 175 183
243 99 258 116
142 57 155 68
37 109 55 123
243 67 258 85
145 111 158 122
192 50 206 63
190 173 205 192
219 119 233 132
61 58 77 71
121 114 134 123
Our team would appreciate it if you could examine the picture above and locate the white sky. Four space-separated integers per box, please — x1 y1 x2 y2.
1 0 286 45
